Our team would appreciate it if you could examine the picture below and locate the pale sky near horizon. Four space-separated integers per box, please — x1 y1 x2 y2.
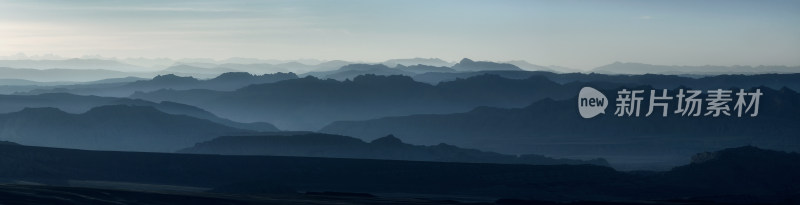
0 0 798 69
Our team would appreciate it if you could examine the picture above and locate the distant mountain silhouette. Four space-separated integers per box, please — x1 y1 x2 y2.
413 70 800 91
132 74 572 130
139 72 297 91
321 86 800 170
214 63 293 74
303 64 416 80
133 71 800 132
413 70 548 84
0 79 72 86
146 60 350 79
382 58 454 67
0 58 144 71
301 58 527 80
80 76 148 84
395 64 456 73
22 72 298 97
452 58 523 71
503 60 561 72
0 67 152 82
594 62 800 75
164 64 241 75
0 93 279 131
305 59 532 79
0 77 147 95
0 105 250 152
177 60 352 74
178 133 609 166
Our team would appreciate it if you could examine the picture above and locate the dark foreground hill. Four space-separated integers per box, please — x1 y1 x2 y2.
178 133 609 166
0 184 496 205
0 105 250 152
655 146 800 202
0 144 797 204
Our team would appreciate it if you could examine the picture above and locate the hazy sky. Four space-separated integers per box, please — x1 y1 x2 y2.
1 0 798 69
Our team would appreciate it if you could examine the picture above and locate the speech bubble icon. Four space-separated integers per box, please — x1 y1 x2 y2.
578 87 608 119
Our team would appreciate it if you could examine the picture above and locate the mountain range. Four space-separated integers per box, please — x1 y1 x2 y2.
302 58 527 80
381 58 454 67
594 62 800 75
130 71 800 131
0 105 251 152
131 74 573 130
1 58 798 171
451 58 523 71
320 86 800 170
22 72 298 97
8 69 800 99
0 93 279 132
178 133 609 166
303 64 417 80
1 58 798 85
413 70 800 91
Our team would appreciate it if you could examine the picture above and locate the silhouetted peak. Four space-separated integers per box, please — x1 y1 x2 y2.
271 72 299 78
207 71 298 85
16 107 68 115
453 58 522 71
383 58 452 67
339 64 391 71
151 74 197 82
370 135 403 145
212 72 253 81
